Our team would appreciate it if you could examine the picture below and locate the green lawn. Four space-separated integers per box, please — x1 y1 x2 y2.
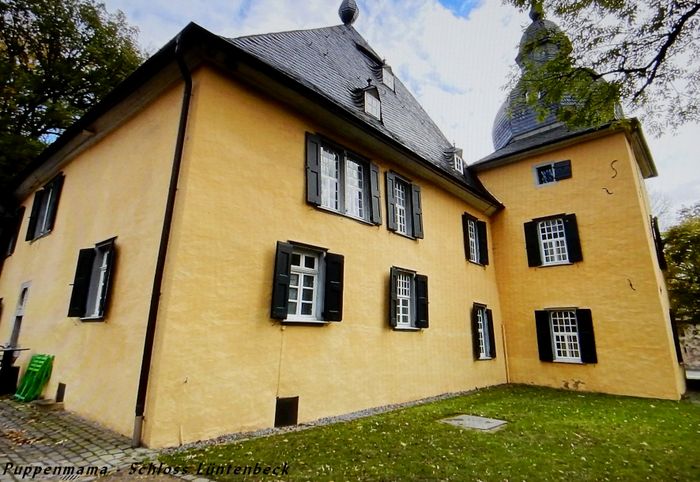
160 385 700 481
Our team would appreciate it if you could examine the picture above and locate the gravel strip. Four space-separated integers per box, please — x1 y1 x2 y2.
162 388 482 454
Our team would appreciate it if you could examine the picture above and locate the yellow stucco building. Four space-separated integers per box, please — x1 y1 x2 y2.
0 3 684 448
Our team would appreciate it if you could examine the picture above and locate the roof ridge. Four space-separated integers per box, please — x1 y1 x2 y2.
228 24 346 42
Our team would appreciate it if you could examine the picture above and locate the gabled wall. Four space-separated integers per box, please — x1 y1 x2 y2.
0 83 183 437
477 133 684 400
141 66 507 448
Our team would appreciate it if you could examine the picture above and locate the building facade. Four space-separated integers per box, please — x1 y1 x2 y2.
0 3 684 448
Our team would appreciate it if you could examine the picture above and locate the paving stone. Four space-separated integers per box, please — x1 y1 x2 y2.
0 398 157 481
440 414 508 431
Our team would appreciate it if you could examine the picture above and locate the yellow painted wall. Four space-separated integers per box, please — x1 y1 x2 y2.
0 84 183 436
477 133 684 400
141 67 507 447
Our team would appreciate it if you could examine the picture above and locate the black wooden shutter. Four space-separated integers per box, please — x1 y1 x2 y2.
270 242 294 320
535 310 554 362
370 163 382 225
323 252 344 322
389 267 398 327
462 214 472 261
651 216 667 270
576 308 597 363
477 220 489 265
670 310 683 364
553 160 572 180
471 304 480 360
524 221 542 267
486 308 496 358
305 134 321 206
386 173 397 231
26 190 44 241
1 207 24 257
411 184 424 239
414 274 429 328
97 238 117 318
45 173 64 232
68 248 96 317
563 214 583 262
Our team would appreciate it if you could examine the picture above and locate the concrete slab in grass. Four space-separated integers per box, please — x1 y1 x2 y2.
440 415 507 432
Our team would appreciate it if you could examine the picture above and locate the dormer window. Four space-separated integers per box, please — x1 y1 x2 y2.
453 154 464 174
364 89 381 120
382 66 395 91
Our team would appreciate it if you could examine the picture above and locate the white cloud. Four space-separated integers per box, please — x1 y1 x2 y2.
106 0 698 219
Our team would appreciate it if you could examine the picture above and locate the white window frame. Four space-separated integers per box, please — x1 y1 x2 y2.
538 218 569 265
9 282 31 348
318 143 371 223
382 66 395 91
320 146 340 211
534 162 556 186
286 248 325 323
467 219 479 263
394 179 409 236
476 306 490 359
549 310 582 363
364 90 381 120
454 154 464 174
394 271 418 330
83 246 112 319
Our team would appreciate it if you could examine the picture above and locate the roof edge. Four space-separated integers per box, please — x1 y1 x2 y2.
472 119 658 179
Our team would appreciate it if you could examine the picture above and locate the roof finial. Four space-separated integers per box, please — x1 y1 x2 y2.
529 0 544 21
339 0 359 25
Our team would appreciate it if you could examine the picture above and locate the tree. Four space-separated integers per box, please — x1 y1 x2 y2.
504 0 700 134
664 202 700 324
0 0 143 190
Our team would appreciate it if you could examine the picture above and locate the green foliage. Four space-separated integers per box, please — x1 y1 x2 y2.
505 0 700 134
0 0 143 189
665 202 700 324
160 385 700 481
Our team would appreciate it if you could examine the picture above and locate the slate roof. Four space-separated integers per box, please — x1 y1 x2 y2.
227 25 494 202
474 123 599 168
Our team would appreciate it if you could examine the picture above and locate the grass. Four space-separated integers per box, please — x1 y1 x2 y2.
160 385 700 481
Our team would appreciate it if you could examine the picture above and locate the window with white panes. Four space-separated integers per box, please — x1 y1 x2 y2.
550 310 581 362
395 272 412 327
68 238 116 320
364 90 381 119
345 159 365 219
475 306 488 358
394 180 408 235
320 147 340 211
287 250 321 320
467 219 479 263
454 154 464 174
538 218 569 265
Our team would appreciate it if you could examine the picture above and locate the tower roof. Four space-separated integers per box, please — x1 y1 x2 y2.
491 7 572 151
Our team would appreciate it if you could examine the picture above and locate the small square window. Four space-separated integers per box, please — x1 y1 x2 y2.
534 160 572 185
364 90 381 119
382 66 395 91
454 154 464 174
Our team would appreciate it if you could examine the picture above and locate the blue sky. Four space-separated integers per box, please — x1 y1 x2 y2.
437 0 483 17
107 0 697 225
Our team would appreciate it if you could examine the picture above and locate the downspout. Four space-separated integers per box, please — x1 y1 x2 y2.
132 34 193 448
